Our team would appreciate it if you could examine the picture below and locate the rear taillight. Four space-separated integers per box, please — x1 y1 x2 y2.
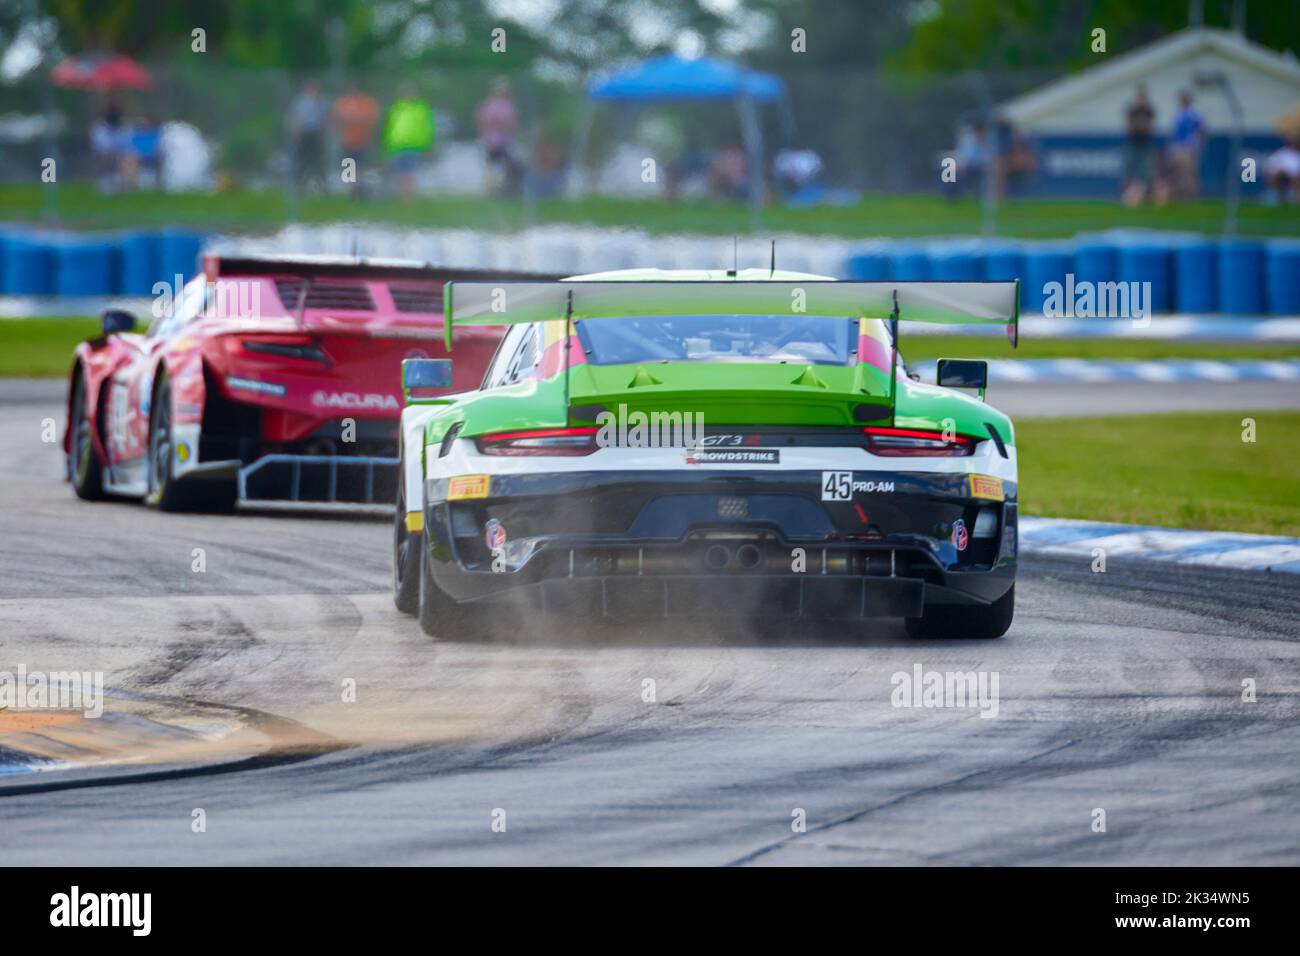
477 427 599 457
233 336 330 364
863 426 974 457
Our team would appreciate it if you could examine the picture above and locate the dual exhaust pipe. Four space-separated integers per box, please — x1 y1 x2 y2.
703 543 764 571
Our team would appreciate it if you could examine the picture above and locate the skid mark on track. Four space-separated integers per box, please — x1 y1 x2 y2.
725 739 1082 866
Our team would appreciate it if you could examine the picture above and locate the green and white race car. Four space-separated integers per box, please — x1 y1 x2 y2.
393 269 1020 641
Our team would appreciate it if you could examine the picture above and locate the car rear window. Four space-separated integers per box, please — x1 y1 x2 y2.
576 314 860 366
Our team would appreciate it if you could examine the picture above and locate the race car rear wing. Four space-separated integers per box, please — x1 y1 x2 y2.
203 253 561 286
441 280 1021 351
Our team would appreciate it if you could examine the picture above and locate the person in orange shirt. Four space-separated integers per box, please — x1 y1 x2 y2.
332 83 380 198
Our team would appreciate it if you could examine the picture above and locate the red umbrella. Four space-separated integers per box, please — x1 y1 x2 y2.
51 53 152 90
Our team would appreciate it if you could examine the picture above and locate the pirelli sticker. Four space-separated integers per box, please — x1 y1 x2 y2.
447 474 491 500
969 474 1004 501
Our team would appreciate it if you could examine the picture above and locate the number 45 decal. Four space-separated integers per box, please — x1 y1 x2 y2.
822 471 852 501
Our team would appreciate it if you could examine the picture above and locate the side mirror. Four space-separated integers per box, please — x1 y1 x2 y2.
936 358 988 399
402 358 454 404
101 308 137 336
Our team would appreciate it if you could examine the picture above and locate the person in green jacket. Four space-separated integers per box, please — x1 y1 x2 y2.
383 87 435 199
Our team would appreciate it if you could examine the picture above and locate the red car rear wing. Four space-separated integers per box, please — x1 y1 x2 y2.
202 253 561 287
203 255 564 331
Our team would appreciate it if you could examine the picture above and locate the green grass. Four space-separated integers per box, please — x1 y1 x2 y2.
902 336 1300 362
5 182 1298 238
1017 411 1300 535
0 318 99 378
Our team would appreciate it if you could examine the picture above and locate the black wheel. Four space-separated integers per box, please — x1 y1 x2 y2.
146 377 235 513
69 372 104 500
417 532 492 641
905 584 1015 640
393 478 420 614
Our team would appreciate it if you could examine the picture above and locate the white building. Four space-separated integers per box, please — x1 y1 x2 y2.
997 27 1300 195
1003 27 1299 133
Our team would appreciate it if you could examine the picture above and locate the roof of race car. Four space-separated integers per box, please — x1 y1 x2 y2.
565 267 836 282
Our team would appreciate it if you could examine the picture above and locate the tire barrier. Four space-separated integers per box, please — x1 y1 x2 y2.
845 233 1299 315
0 226 1296 316
0 230 206 298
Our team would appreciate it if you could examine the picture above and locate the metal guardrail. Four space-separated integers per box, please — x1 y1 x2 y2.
237 454 399 505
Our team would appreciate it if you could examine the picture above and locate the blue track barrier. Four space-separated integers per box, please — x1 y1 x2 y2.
1 225 1296 317
1264 241 1300 315
0 228 207 298
1020 245 1073 314
158 230 204 286
929 248 983 280
839 233 1297 316
1172 239 1218 313
1 238 53 295
1117 243 1171 314
889 245 931 281
53 238 118 296
843 250 890 281
1072 241 1117 286
982 246 1023 284
1217 239 1265 314
118 231 162 295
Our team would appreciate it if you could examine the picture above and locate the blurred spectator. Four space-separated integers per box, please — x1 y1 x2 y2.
1122 84 1157 206
1150 151 1175 207
1264 138 1300 204
121 113 163 189
666 144 712 202
773 143 823 200
993 117 1035 198
287 80 328 190
383 86 435 199
944 119 990 199
476 79 520 196
332 83 380 198
709 138 750 201
89 95 127 193
530 132 566 198
1168 90 1206 199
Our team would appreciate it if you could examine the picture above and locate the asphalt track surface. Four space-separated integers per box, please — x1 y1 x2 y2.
1 379 1297 865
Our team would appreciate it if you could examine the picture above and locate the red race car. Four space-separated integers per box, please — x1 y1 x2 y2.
64 254 550 511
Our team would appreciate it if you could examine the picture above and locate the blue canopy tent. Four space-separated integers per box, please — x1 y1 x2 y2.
570 55 795 222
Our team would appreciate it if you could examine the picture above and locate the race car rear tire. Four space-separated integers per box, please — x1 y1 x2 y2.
69 372 105 501
393 481 420 615
905 584 1014 640
417 535 492 642
147 378 236 513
